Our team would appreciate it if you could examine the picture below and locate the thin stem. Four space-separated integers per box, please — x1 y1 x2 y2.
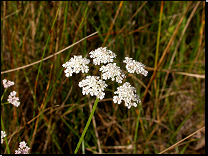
34 1 62 95
1 102 10 105
159 126 205 154
1 115 10 154
155 1 163 68
74 97 99 154
29 1 62 148
133 105 141 153
1 88 7 102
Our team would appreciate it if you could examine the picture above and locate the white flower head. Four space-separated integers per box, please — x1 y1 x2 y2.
62 55 90 77
89 47 116 65
123 57 148 76
1 131 6 144
113 82 141 109
7 91 20 107
78 76 108 100
15 141 30 154
100 63 126 83
19 141 27 149
2 79 14 88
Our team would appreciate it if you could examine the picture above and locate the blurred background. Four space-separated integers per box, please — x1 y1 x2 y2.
1 1 205 154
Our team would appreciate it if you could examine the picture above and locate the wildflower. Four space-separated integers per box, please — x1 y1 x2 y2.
2 79 14 88
113 82 141 109
123 57 148 76
78 76 108 100
7 91 20 107
89 47 116 65
62 55 90 77
100 63 126 83
15 141 30 154
1 131 6 144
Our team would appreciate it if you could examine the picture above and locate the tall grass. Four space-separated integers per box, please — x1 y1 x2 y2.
1 1 205 154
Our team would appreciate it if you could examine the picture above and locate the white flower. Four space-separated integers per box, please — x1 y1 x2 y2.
89 47 116 65
19 141 27 149
7 91 20 107
99 63 126 83
1 131 6 144
15 141 30 154
78 76 108 100
15 149 22 154
62 55 90 77
113 82 141 109
2 79 14 88
123 57 148 76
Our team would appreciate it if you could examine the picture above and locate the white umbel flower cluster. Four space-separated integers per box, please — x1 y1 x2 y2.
7 91 20 107
123 57 148 77
100 63 126 83
62 47 148 109
1 131 6 144
15 141 30 154
2 79 14 88
62 55 90 77
89 47 116 65
78 76 108 100
113 82 141 109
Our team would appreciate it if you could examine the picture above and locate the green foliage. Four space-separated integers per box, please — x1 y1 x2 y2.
1 1 205 154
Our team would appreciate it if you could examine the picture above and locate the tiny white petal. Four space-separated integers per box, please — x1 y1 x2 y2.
7 91 20 107
62 55 90 77
123 57 148 76
89 47 116 65
79 76 107 100
100 63 126 83
15 141 30 154
113 82 141 109
1 131 7 144
2 79 14 88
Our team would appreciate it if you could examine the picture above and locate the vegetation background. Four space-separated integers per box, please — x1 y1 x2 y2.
1 1 205 154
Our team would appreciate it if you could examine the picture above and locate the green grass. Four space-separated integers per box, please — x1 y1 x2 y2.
1 1 205 154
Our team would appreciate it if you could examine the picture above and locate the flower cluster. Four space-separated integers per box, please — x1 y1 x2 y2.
78 76 107 100
7 91 20 107
113 82 141 109
2 79 14 88
1 131 6 144
62 55 90 77
100 63 125 83
63 47 148 108
123 57 148 77
15 141 30 154
2 80 24 154
89 47 116 65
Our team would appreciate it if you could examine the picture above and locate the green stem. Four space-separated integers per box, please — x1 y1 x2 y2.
1 115 10 154
133 106 141 154
1 88 7 102
1 102 10 105
155 1 163 68
34 1 62 96
74 97 99 154
30 1 62 143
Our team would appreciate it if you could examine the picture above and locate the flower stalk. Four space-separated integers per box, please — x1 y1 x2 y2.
1 115 10 154
74 97 99 154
